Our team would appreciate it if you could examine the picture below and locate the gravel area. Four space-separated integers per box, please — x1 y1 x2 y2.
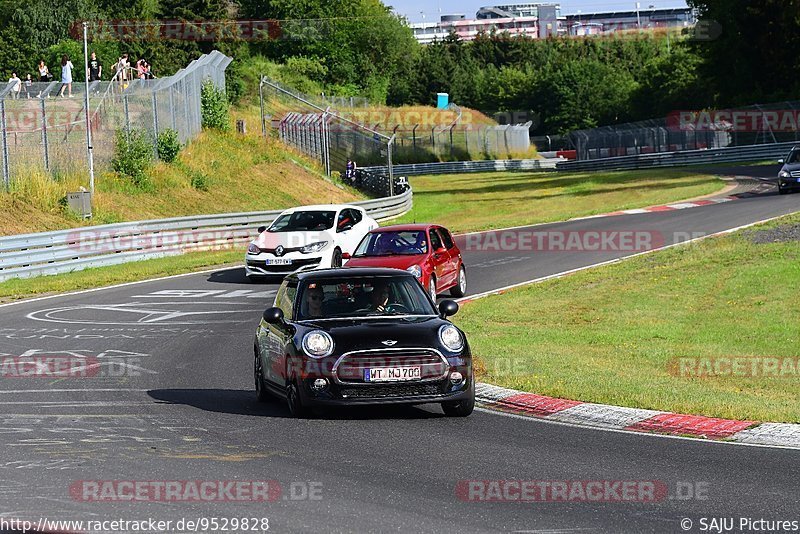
747 223 800 244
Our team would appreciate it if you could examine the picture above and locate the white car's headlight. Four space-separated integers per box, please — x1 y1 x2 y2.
302 330 334 358
439 324 464 352
247 243 260 254
407 265 422 278
779 171 790 178
301 241 329 254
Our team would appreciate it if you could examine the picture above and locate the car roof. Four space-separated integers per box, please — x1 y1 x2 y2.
280 204 363 213
289 267 414 282
368 223 438 232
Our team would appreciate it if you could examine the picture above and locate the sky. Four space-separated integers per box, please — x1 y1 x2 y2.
390 0 690 23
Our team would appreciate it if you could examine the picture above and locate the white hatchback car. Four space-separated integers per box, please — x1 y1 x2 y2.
245 204 378 280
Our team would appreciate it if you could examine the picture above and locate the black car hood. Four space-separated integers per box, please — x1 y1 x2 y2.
298 316 453 354
780 163 800 173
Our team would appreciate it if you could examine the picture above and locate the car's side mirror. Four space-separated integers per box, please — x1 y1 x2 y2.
438 300 459 317
262 307 284 324
342 252 351 259
339 224 353 232
257 226 267 234
434 246 447 255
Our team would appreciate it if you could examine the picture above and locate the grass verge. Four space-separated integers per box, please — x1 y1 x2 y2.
457 213 800 423
395 168 726 233
0 250 242 303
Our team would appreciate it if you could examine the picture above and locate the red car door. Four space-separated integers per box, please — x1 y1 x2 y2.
437 226 461 287
428 228 452 291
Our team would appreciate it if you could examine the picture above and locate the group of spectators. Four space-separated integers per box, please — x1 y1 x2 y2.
5 52 155 99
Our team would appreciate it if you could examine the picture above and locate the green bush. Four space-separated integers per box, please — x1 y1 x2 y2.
189 169 211 191
201 80 230 131
111 129 153 189
157 129 181 163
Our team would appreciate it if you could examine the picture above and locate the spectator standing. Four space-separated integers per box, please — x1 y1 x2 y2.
88 52 102 81
114 53 129 85
136 58 147 79
8 73 21 99
58 55 74 97
24 74 32 98
37 60 50 82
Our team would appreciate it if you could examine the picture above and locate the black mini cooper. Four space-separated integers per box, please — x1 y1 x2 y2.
254 267 474 417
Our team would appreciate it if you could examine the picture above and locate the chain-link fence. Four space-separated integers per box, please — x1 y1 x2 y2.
568 101 800 161
391 122 534 162
0 50 232 189
260 75 400 196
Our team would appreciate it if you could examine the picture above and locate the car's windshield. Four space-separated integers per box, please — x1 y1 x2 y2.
269 210 336 232
353 231 428 256
787 150 800 164
296 276 437 320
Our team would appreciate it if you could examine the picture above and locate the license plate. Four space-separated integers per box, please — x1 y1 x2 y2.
364 366 422 382
796 178 800 183
265 258 292 265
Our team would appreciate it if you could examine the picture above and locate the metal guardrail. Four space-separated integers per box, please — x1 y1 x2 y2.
556 142 794 172
360 158 560 178
0 188 413 282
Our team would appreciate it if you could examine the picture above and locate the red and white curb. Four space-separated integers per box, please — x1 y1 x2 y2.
476 383 800 448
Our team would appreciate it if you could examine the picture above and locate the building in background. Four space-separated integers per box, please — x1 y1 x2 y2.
409 3 694 44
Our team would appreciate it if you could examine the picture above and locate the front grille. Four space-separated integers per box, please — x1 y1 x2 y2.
339 383 443 399
790 171 800 178
247 258 320 272
335 350 447 383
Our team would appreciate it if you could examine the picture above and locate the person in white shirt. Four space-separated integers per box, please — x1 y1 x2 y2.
58 55 74 97
8 73 21 99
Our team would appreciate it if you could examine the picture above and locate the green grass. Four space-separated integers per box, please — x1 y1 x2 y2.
395 168 726 233
456 213 800 423
0 249 241 303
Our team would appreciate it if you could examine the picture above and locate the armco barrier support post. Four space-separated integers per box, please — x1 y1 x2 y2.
123 93 131 139
0 100 8 190
259 76 266 137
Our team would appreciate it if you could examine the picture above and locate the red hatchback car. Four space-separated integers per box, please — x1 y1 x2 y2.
344 224 466 301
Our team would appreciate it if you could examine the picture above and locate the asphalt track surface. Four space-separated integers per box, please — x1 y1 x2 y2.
0 173 799 533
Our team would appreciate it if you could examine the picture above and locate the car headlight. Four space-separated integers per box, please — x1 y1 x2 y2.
302 330 334 358
301 241 328 254
779 171 790 178
247 243 260 254
439 324 464 352
407 265 422 278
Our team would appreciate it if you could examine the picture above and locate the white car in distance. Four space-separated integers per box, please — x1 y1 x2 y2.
245 204 378 280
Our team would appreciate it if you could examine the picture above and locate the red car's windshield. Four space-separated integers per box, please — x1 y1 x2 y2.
353 231 428 257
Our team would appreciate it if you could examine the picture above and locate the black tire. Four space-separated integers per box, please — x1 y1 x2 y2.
450 265 467 298
778 187 789 195
442 393 475 417
254 346 270 403
331 248 343 268
428 276 438 302
247 275 263 284
286 381 312 418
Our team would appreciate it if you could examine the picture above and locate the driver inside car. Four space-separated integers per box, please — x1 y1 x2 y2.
358 282 391 313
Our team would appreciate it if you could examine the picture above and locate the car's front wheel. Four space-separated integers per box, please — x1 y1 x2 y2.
450 265 467 298
779 186 789 195
286 381 312 418
442 395 474 417
254 347 270 403
428 276 438 302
